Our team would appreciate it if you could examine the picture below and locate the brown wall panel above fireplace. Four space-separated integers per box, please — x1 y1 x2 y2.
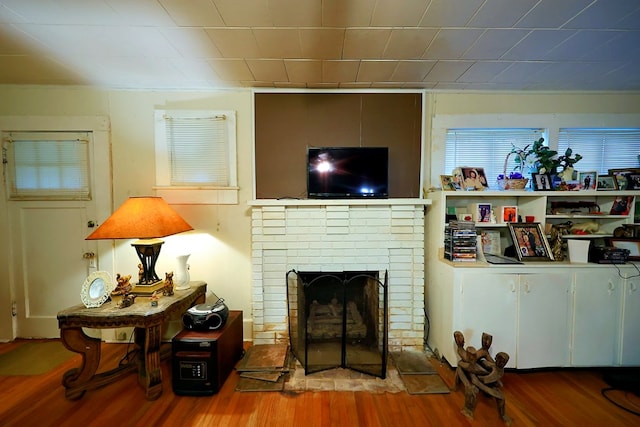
254 92 422 199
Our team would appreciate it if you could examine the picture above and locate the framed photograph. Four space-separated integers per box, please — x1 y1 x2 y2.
627 173 640 190
468 202 492 222
480 230 502 255
610 195 634 215
609 238 640 261
608 168 640 190
596 175 618 191
577 171 598 190
532 173 552 191
508 223 554 261
440 175 460 191
460 167 489 191
500 206 518 223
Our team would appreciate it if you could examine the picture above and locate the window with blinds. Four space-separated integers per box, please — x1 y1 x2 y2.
154 110 238 204
445 129 546 183
558 129 640 174
4 131 91 200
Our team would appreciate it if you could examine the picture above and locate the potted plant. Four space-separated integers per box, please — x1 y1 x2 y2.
498 138 582 190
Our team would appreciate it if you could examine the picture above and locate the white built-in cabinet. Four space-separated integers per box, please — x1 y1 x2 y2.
572 269 622 366
425 189 640 369
621 273 640 365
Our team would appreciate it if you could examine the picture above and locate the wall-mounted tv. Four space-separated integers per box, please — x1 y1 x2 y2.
307 147 389 199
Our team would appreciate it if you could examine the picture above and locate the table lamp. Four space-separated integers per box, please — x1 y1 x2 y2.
86 196 193 286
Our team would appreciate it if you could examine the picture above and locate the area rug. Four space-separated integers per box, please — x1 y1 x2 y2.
391 351 450 395
0 341 74 375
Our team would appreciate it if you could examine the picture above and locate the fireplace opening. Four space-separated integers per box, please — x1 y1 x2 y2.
286 269 388 378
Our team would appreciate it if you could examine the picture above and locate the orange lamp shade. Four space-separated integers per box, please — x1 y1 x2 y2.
86 196 193 240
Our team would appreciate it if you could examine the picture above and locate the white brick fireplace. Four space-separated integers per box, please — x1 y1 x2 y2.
250 199 430 352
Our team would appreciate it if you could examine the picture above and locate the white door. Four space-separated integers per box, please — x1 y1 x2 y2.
1 117 112 338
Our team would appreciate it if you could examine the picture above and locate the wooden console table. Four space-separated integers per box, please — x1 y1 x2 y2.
57 281 206 400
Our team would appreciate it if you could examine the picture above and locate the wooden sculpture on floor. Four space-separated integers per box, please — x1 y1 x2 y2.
453 330 511 424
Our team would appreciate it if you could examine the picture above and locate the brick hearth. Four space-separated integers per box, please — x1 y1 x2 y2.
250 199 429 352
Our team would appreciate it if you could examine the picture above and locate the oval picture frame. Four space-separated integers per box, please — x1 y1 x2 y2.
81 271 115 308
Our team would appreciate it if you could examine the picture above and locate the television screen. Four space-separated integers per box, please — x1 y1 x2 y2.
307 147 389 199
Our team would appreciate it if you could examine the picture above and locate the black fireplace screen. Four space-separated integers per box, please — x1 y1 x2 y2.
286 269 388 378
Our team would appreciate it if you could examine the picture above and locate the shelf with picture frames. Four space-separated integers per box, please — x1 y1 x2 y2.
426 189 640 261
425 188 640 370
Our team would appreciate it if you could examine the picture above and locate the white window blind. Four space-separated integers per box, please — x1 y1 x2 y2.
445 129 546 183
165 114 229 186
4 131 90 200
154 110 238 204
558 129 640 174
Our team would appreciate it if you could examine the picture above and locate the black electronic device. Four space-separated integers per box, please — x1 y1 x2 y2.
589 246 630 264
182 298 229 330
307 147 389 199
172 310 243 396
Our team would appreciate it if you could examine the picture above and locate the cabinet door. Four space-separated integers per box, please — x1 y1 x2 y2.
459 273 518 368
518 273 572 369
621 274 640 366
572 270 621 366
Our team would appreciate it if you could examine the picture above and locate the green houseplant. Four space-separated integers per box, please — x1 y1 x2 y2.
498 138 582 189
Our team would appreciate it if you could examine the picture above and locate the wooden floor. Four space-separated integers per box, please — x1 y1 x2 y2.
0 339 638 426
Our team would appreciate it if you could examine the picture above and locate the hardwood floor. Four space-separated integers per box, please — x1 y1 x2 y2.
0 339 638 426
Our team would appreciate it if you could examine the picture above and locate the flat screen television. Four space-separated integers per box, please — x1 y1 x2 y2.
307 147 389 199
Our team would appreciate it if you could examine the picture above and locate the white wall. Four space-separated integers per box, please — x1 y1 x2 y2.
1 86 640 342
0 86 255 341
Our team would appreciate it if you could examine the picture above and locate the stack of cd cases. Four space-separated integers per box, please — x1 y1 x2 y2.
444 221 477 262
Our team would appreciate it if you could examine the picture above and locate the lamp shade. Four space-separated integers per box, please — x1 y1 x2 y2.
86 196 193 240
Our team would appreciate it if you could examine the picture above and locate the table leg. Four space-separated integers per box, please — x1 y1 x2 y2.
60 327 101 400
134 323 163 400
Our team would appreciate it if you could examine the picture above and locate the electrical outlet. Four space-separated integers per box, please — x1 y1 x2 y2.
117 332 127 341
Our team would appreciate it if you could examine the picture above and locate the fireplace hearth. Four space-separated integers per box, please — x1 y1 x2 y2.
286 270 388 378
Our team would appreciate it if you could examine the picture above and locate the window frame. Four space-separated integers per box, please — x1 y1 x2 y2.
154 109 238 205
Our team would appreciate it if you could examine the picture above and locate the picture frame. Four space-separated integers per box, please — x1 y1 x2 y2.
440 175 460 191
596 175 618 191
610 195 634 215
608 168 640 190
532 173 552 191
609 238 640 261
508 223 554 261
577 171 598 190
460 167 489 191
468 202 492 222
81 271 116 308
500 206 518 223
626 173 640 190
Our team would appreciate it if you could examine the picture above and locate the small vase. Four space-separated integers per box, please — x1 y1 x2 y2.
174 254 191 291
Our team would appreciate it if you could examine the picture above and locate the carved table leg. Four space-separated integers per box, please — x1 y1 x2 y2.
60 327 101 400
134 323 163 400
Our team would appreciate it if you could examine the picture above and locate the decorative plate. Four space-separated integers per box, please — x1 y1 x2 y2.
81 271 115 308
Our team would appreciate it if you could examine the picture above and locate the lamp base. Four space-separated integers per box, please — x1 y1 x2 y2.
131 280 167 296
132 238 164 285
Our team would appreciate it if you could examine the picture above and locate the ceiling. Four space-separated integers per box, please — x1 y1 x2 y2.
1 0 639 91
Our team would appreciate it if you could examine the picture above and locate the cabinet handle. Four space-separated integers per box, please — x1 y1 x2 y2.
631 282 638 293
524 282 531 294
608 280 614 294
